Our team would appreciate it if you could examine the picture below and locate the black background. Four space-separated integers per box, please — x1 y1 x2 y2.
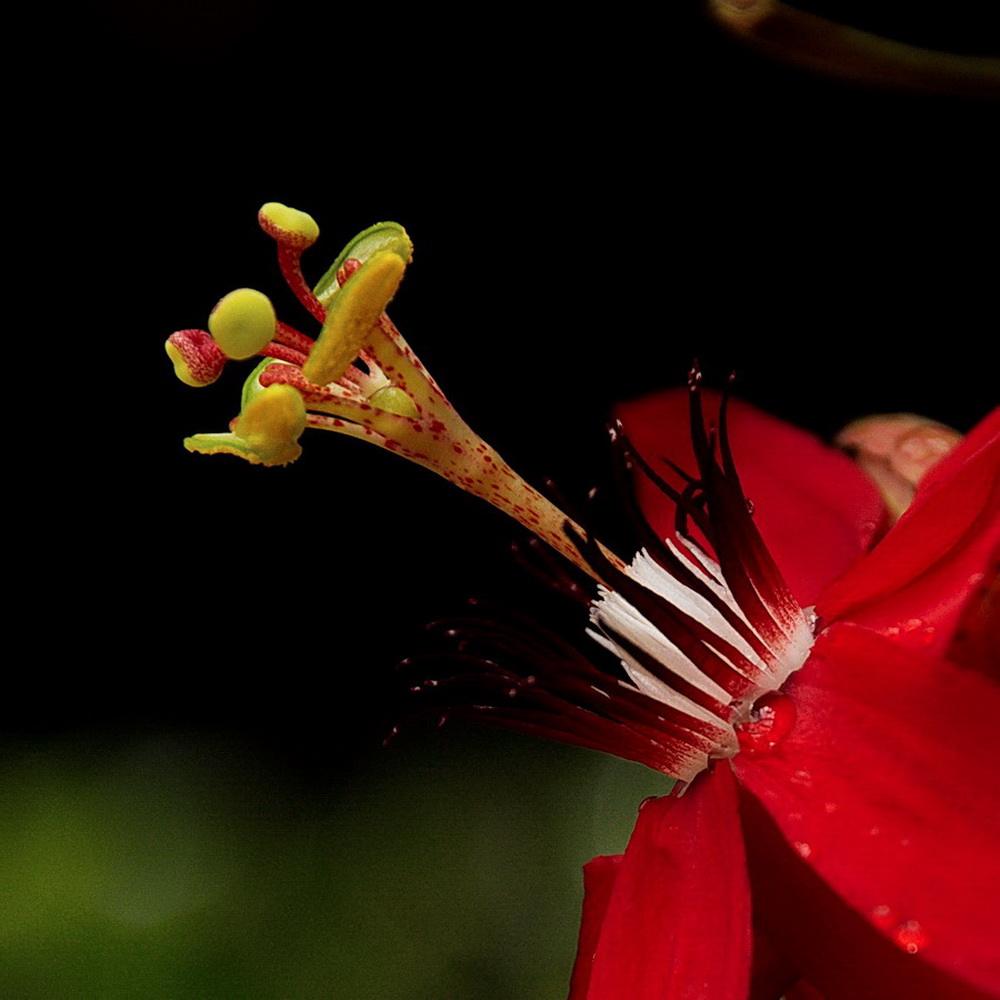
32 2 999 778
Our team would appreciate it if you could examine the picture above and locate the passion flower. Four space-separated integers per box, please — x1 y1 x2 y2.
166 205 999 999
561 389 999 1000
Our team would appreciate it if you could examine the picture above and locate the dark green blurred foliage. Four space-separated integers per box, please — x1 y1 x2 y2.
0 733 667 998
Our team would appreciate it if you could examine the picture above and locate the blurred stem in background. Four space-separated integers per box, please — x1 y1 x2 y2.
708 0 1000 96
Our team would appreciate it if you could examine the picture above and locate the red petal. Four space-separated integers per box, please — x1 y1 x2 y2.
568 855 622 1000
617 390 885 606
749 925 802 1000
818 408 1000 656
733 623 1000 998
586 764 752 1000
947 542 999 677
784 982 826 1000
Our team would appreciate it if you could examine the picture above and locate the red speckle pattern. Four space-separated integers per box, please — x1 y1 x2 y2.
168 329 226 385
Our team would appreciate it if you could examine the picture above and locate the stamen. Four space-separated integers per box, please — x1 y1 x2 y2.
302 251 406 387
259 343 309 366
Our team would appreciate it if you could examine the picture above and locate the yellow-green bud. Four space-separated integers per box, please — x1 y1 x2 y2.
369 385 419 418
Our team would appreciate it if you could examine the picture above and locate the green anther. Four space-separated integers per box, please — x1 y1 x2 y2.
314 222 413 305
209 289 277 360
369 385 419 418
303 251 406 387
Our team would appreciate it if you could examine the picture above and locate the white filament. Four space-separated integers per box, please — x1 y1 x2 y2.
630 550 769 673
590 545 816 734
590 587 733 705
667 536 751 627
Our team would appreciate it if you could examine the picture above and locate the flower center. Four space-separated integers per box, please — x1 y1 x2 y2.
404 372 816 787
736 692 798 754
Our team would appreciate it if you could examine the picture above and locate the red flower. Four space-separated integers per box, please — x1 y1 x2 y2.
167 206 998 998
567 390 999 1000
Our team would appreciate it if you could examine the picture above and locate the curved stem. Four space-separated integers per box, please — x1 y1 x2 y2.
708 0 1000 97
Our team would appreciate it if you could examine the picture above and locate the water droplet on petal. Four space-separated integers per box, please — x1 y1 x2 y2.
794 841 813 859
737 692 797 754
871 904 897 930
894 920 928 955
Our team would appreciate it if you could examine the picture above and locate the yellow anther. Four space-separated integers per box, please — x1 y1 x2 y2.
208 288 276 360
369 385 419 418
258 202 320 247
183 383 306 466
303 251 406 387
235 383 307 465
